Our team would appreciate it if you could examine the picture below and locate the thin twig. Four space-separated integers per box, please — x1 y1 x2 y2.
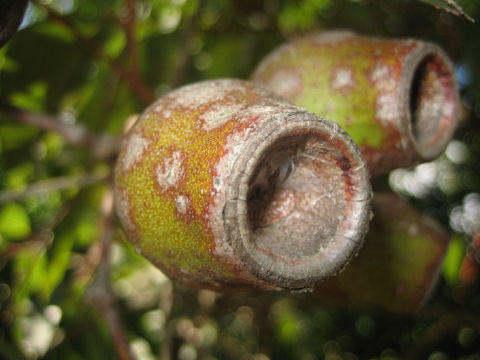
85 190 136 360
0 170 110 205
121 0 141 74
30 0 155 105
0 103 121 159
171 0 206 88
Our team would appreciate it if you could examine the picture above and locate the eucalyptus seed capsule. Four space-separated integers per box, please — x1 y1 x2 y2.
114 79 371 291
252 31 459 176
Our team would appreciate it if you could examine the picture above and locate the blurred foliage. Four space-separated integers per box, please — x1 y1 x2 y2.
1 0 480 359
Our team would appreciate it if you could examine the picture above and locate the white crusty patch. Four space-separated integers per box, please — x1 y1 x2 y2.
370 64 396 91
331 67 354 92
154 103 164 113
171 80 243 110
235 104 290 123
156 150 185 189
162 109 173 119
175 195 189 214
310 31 355 45
266 69 303 101
199 103 245 131
376 94 398 123
212 177 222 192
123 134 149 171
371 64 389 83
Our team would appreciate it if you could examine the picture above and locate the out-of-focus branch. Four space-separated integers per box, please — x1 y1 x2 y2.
30 0 155 106
171 0 206 88
0 103 121 159
85 190 136 360
121 0 141 74
0 170 110 205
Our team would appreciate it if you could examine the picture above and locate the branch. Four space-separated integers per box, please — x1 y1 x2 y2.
171 0 206 88
85 190 136 360
0 103 121 159
120 0 141 74
31 0 155 106
0 170 110 205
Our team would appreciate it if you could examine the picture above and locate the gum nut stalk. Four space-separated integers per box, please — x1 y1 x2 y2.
251 31 460 177
114 79 372 291
314 193 449 312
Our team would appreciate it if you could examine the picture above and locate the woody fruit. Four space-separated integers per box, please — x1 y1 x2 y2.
114 79 372 291
252 31 460 176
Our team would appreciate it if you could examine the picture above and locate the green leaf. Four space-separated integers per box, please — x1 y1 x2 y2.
442 234 466 284
0 336 26 360
0 202 31 240
419 0 474 21
12 247 48 303
5 162 34 190
278 0 333 33
0 22 91 112
0 123 38 151
40 233 76 300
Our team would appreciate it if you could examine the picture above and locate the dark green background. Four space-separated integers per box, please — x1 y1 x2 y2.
1 0 480 359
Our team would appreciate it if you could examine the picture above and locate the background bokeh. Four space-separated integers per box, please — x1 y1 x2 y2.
1 0 480 359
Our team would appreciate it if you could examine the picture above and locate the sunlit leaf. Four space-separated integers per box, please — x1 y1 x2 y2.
0 202 31 240
12 248 48 306
40 233 75 299
442 234 466 284
6 162 34 190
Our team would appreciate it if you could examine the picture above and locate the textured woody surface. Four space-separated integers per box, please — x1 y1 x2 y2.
315 193 449 313
252 31 459 176
114 79 372 291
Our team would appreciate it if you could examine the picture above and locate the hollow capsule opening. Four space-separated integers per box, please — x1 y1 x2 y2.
408 53 458 158
225 114 371 290
247 135 348 260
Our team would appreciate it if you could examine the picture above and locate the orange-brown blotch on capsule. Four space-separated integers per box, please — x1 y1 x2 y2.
114 79 372 292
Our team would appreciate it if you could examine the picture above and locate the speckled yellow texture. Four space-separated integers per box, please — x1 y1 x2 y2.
117 114 237 280
114 80 283 286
